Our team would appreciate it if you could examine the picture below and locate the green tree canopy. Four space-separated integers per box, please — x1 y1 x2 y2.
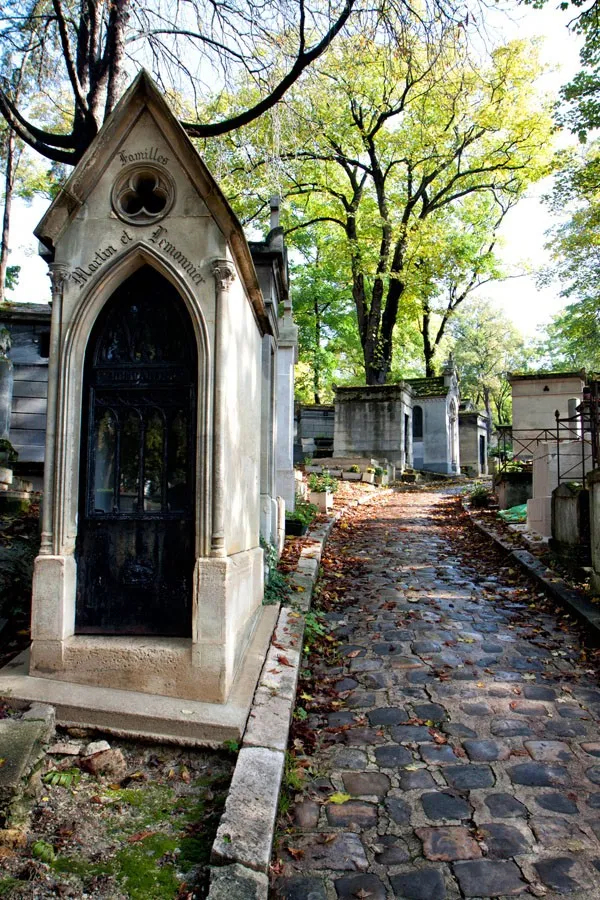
204 27 554 384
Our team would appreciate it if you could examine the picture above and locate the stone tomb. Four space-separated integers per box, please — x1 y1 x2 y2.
9 71 290 718
459 404 489 477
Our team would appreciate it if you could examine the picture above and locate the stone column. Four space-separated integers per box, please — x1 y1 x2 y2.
30 263 75 674
40 264 68 555
276 315 298 511
210 259 235 557
260 335 276 544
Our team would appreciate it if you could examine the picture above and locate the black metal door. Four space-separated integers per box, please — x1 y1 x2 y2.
76 267 196 636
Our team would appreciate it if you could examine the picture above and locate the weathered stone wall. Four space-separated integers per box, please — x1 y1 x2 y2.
333 385 412 469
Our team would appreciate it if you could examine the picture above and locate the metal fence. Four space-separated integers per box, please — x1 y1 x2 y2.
495 384 600 484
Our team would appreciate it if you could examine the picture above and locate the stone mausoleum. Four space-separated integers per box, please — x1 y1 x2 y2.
0 71 296 732
331 358 461 475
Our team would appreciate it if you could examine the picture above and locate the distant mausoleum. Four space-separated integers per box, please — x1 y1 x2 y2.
459 402 489 477
406 359 460 475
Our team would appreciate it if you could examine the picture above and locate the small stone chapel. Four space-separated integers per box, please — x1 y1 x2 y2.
22 70 295 714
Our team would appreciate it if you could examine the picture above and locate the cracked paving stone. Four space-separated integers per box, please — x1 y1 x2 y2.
421 791 471 821
328 711 358 727
484 793 528 818
534 857 586 893
412 702 448 721
362 672 394 690
342 772 390 798
329 748 368 769
461 701 492 716
325 801 378 827
273 876 328 900
400 769 437 790
530 817 589 846
385 796 411 823
374 744 414 767
406 669 433 684
443 764 495 789
350 659 381 672
383 630 413 642
390 725 434 742
412 640 442 653
373 642 408 657
558 705 590 718
524 741 573 762
373 835 410 864
443 723 477 738
453 859 527 896
419 744 459 765
508 700 549 716
292 800 321 828
509 763 569 787
477 823 531 858
417 825 481 861
490 719 533 738
523 685 557 700
389 655 426 670
367 707 409 726
287 833 368 871
345 692 377 709
544 720 588 738
334 874 387 899
463 739 510 761
535 792 579 814
344 728 386 746
390 868 447 900
582 743 600 757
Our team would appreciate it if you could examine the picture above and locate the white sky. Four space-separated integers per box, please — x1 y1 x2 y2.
470 1 585 337
5 2 586 339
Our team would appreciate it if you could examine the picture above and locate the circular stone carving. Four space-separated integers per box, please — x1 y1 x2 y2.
112 165 175 225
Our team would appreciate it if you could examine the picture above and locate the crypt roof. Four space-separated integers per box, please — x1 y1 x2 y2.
34 70 270 333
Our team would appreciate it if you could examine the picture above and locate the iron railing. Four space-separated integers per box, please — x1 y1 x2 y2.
495 383 600 484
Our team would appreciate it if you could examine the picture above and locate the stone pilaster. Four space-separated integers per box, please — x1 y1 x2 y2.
210 259 236 557
40 264 68 555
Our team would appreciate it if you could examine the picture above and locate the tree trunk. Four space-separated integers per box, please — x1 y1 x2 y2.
313 296 321 404
422 309 436 377
0 129 15 305
483 385 493 441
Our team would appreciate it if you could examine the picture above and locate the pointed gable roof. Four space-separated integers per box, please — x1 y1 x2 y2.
35 70 269 332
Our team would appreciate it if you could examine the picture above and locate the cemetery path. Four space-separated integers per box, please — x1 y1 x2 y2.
272 487 600 900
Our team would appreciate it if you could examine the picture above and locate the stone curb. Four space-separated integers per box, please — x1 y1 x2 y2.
207 488 393 898
466 504 600 640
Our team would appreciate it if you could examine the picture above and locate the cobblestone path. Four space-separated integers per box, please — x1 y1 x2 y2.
272 489 600 900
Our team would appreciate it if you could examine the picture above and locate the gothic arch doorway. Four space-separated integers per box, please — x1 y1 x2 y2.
75 266 197 635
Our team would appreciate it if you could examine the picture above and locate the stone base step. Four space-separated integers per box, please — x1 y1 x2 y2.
0 605 279 746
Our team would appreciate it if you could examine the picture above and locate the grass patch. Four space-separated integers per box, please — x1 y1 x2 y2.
0 878 22 897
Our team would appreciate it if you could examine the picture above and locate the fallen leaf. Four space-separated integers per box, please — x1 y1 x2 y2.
328 792 352 804
287 846 305 860
277 654 293 667
127 830 157 843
